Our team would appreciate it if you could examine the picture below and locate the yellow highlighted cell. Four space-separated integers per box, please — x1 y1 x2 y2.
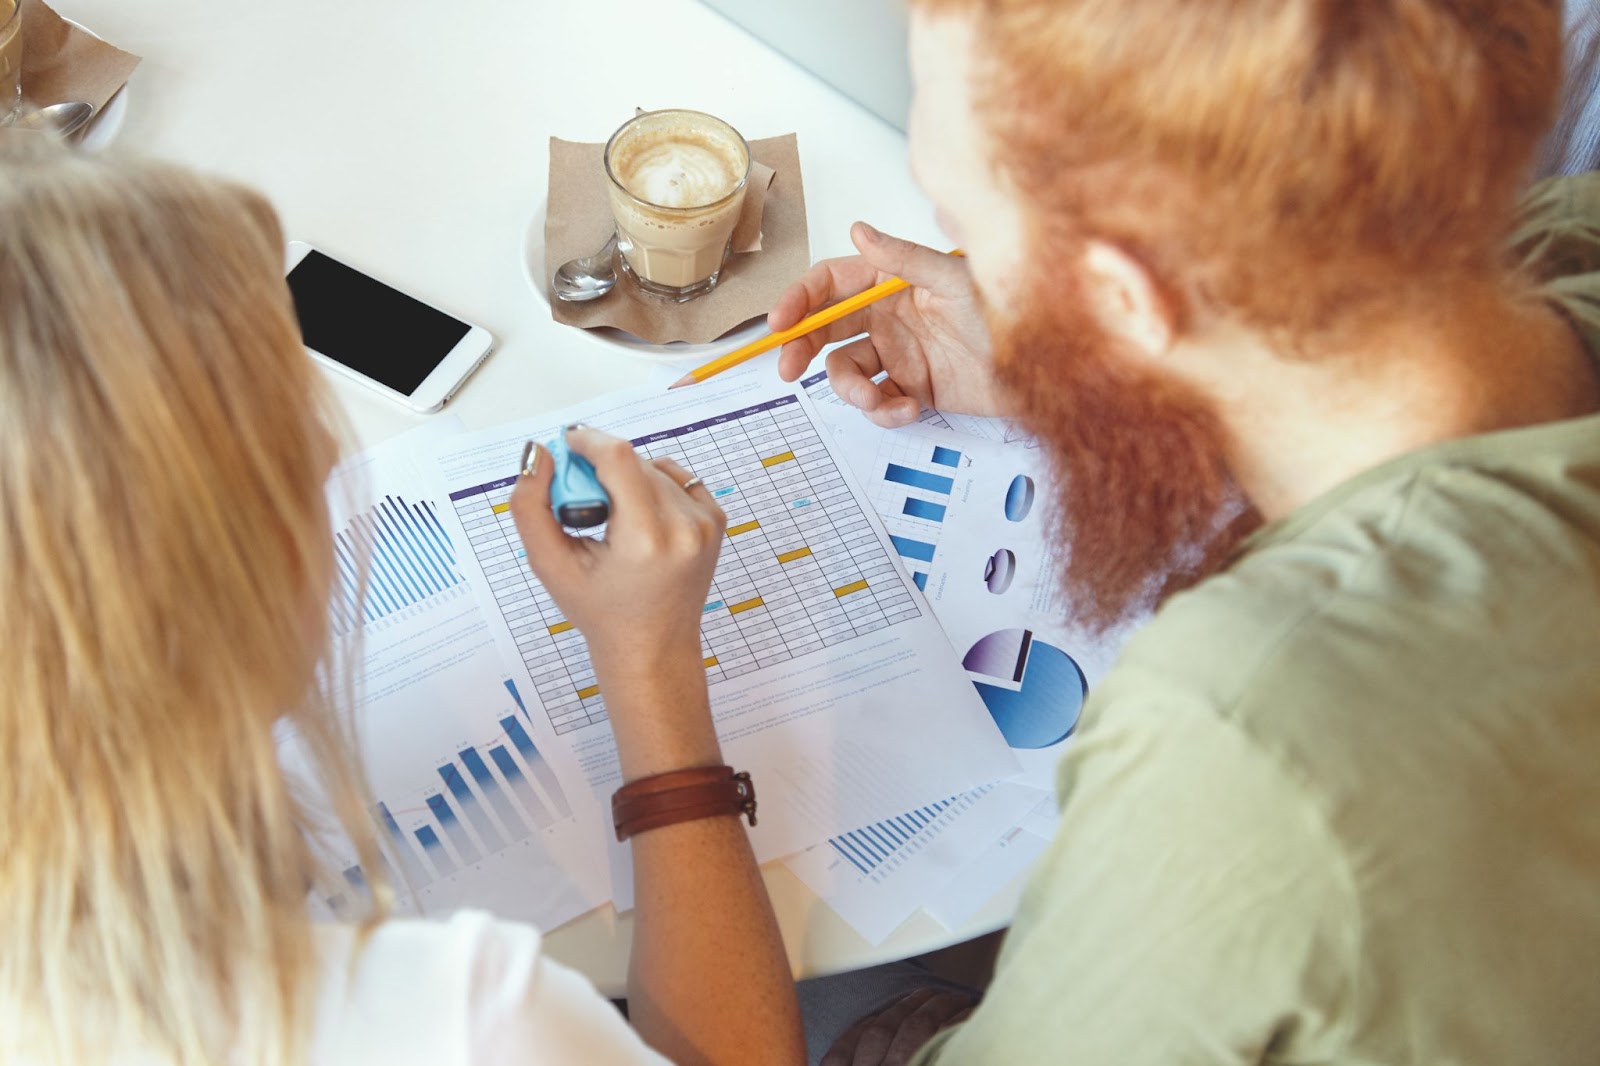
491 502 512 515
776 546 813 564
576 684 601 700
833 579 869 598
761 450 797 467
728 596 766 615
703 656 720 668
547 621 574 635
726 519 761 537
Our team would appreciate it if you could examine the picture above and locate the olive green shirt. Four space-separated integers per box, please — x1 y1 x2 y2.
916 175 1600 1065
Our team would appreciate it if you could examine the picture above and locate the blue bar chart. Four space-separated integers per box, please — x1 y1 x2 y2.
332 495 463 631
829 799 955 877
375 711 575 885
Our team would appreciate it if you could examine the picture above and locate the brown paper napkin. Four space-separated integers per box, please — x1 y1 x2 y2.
546 133 811 346
19 0 140 120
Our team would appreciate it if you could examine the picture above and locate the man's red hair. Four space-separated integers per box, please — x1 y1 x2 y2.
915 0 1562 341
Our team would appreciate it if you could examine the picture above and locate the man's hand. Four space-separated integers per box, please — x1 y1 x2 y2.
772 223 1008 428
821 988 979 1066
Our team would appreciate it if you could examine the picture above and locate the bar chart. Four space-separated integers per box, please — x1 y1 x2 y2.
829 797 959 878
331 494 463 631
856 433 974 594
373 713 574 886
448 395 923 736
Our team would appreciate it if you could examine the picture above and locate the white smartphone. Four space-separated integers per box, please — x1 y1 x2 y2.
285 241 494 413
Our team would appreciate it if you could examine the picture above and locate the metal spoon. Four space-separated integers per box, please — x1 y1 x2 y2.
553 233 619 302
11 101 95 137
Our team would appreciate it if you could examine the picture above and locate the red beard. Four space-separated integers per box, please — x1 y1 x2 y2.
986 276 1259 634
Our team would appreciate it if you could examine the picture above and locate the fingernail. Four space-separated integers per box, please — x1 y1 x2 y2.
857 221 879 240
520 441 539 478
565 422 586 433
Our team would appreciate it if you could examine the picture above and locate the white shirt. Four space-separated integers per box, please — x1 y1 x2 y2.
310 911 669 1065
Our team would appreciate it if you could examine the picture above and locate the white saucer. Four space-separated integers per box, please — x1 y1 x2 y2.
523 206 767 366
62 18 129 152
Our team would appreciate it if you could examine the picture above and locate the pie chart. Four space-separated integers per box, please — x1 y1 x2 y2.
963 628 1086 749
1004 476 1035 522
984 549 1016 594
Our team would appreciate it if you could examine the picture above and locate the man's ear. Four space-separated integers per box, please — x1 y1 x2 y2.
1079 239 1176 358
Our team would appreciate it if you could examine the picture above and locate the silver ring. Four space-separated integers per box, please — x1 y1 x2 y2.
681 476 703 492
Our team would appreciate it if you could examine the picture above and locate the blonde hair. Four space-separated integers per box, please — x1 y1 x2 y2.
0 139 388 1063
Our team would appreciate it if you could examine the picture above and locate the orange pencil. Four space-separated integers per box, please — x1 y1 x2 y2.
667 250 961 390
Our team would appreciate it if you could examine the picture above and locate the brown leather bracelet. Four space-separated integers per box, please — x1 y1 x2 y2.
611 765 757 842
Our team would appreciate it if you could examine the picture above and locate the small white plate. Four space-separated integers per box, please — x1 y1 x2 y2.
522 206 766 366
61 18 129 152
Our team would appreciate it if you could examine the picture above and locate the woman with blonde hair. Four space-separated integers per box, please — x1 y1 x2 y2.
0 139 802 1065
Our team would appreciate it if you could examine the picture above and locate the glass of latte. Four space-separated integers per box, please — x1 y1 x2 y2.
604 109 751 303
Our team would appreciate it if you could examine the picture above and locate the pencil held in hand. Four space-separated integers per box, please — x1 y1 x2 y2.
668 250 961 389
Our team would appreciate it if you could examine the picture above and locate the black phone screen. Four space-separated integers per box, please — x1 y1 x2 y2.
286 250 472 396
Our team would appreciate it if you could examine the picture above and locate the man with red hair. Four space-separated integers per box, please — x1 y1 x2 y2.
774 1 1600 1062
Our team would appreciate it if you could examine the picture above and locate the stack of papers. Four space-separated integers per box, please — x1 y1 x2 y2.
308 362 1131 944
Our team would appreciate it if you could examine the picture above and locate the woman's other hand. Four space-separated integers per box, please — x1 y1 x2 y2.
510 425 726 779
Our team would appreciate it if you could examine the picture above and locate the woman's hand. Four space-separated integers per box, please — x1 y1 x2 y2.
771 222 1009 427
510 426 727 778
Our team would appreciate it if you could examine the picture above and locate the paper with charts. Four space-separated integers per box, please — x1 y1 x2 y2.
803 372 1136 788
298 425 609 929
426 374 1019 881
778 373 1137 941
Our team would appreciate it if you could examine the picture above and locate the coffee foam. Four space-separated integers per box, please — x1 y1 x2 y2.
613 128 743 210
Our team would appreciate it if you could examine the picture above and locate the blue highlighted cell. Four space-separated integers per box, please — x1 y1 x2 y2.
902 497 947 523
913 572 928 591
889 535 937 563
791 498 812 508
704 600 725 612
931 446 962 467
713 486 737 498
884 464 954 495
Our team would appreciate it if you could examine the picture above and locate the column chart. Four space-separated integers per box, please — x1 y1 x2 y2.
372 710 573 885
448 395 923 737
330 494 463 634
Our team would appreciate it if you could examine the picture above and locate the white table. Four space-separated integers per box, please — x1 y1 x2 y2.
65 0 1026 993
